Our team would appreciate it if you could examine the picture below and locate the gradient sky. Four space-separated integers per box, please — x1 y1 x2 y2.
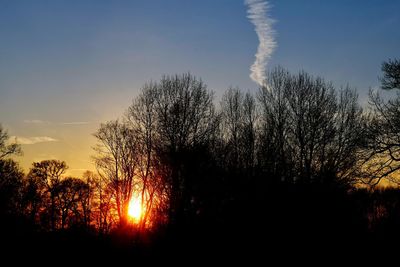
1 0 399 176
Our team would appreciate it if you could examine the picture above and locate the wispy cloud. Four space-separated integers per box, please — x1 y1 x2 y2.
12 136 58 145
23 120 90 125
59 121 89 125
24 119 50 124
245 0 276 86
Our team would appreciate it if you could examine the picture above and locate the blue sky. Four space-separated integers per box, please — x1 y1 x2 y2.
0 0 399 175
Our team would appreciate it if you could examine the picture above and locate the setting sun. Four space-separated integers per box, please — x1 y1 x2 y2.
128 196 143 222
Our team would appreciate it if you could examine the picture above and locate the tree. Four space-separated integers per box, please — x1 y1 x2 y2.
0 159 24 214
126 83 169 229
380 58 400 90
259 67 364 185
219 88 258 176
152 73 217 225
286 71 338 183
220 87 244 171
81 171 98 229
28 160 68 230
360 59 400 186
55 177 89 229
0 124 21 159
241 92 258 173
328 87 364 184
258 67 292 181
94 120 139 226
21 171 46 226
362 91 400 185
84 170 114 233
126 73 218 226
0 125 24 215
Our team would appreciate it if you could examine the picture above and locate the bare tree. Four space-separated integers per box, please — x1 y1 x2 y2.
361 90 400 185
220 87 244 170
259 67 364 185
93 120 139 226
91 74 224 228
81 171 98 228
359 58 400 185
242 92 258 172
380 58 400 90
154 73 216 152
327 87 364 185
220 88 258 174
0 124 21 159
286 72 338 182
126 83 169 229
0 125 24 217
258 67 292 181
95 179 115 233
152 73 216 224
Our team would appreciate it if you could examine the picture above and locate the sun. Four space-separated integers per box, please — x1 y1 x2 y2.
128 196 143 222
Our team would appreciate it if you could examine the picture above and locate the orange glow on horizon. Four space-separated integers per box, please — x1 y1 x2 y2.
128 195 144 223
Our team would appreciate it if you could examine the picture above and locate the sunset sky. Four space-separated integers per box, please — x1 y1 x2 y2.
1 0 399 176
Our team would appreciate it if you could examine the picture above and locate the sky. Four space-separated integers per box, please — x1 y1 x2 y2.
0 0 399 176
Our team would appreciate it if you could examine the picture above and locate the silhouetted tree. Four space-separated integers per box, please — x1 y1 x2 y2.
258 67 292 182
94 120 139 226
286 71 337 183
4 69 400 259
21 170 45 226
259 67 364 185
220 87 244 171
0 159 24 214
81 171 98 229
28 160 68 230
242 92 258 173
380 58 400 90
360 59 400 185
329 88 364 185
54 177 89 229
0 125 24 228
362 90 400 185
219 87 258 207
126 84 169 229
151 73 217 225
219 88 257 174
0 124 21 159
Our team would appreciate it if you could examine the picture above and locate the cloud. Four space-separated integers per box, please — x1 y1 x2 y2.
12 136 58 145
245 0 276 86
59 121 89 125
24 119 50 124
23 120 90 125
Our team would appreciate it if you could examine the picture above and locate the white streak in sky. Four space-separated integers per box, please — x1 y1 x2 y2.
12 136 58 145
24 119 50 124
23 120 90 125
59 121 89 125
245 0 276 86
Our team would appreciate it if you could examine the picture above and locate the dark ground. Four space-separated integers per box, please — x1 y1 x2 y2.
2 184 396 264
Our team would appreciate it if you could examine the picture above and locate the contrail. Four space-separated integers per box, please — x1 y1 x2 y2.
245 0 276 86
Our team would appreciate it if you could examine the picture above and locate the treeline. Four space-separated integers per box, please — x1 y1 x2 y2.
1 63 400 252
